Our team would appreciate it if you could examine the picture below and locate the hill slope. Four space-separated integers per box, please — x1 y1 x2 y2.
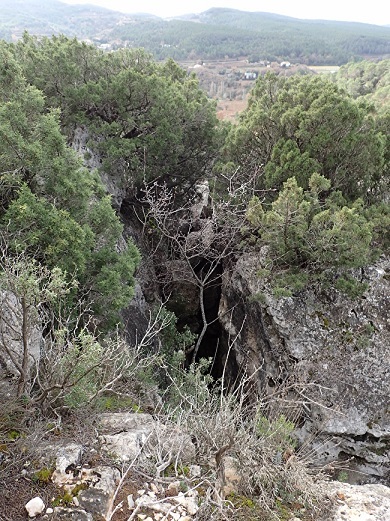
112 9 390 64
1 3 390 64
0 0 155 40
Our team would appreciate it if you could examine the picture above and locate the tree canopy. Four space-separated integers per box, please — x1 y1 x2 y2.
220 71 389 296
0 42 140 329
12 35 219 194
223 73 387 202
246 174 374 296
1 35 389 323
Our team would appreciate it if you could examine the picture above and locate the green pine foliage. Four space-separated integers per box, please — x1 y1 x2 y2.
228 69 388 298
4 185 93 275
224 73 386 202
0 42 140 329
334 60 390 109
246 175 375 297
12 36 218 193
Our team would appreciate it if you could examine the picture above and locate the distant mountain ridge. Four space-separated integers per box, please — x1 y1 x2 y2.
178 8 306 26
1 2 390 64
180 7 388 26
111 7 390 64
0 0 156 40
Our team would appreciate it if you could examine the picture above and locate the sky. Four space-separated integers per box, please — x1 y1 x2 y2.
62 0 390 26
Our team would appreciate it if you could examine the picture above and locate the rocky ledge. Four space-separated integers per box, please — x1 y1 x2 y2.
15 412 390 521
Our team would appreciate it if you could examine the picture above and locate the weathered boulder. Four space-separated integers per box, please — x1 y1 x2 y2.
77 466 120 521
96 413 196 464
219 254 390 482
46 442 84 487
49 507 93 520
97 412 155 434
97 412 154 462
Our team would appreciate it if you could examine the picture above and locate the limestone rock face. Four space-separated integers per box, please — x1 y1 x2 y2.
72 126 126 211
329 482 390 521
220 254 390 482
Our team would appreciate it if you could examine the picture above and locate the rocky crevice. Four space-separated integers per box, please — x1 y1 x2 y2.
117 183 389 484
72 127 390 484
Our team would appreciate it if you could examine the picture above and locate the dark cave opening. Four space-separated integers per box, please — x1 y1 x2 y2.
184 261 239 385
119 196 240 387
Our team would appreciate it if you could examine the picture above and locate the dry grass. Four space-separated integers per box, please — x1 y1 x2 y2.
0 467 58 521
217 98 248 121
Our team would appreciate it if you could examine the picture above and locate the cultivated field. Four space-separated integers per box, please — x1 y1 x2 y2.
179 59 339 121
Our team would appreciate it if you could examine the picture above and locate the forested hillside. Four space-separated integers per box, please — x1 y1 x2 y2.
0 0 147 40
0 35 389 520
113 8 390 64
1 2 390 64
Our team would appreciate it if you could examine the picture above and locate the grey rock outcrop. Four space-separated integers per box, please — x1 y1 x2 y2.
72 126 127 211
97 412 196 464
0 290 42 390
77 466 120 521
329 482 390 521
219 254 390 482
97 412 154 462
28 412 198 520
